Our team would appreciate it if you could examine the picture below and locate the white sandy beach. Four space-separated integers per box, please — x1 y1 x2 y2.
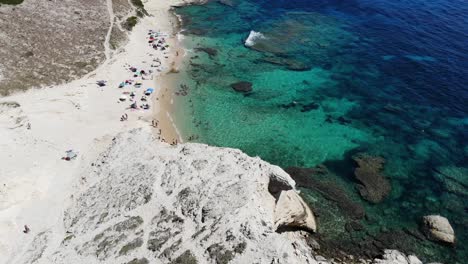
0 1 187 262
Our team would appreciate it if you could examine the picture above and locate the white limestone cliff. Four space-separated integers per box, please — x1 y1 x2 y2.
15 128 320 264
8 128 435 264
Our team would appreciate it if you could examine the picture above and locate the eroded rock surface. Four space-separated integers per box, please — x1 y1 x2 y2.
23 128 321 263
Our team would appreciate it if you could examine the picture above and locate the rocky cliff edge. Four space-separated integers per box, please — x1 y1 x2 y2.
16 128 427 264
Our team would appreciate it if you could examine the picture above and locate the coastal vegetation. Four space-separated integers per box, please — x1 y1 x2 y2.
131 0 148 17
124 16 138 31
0 0 23 5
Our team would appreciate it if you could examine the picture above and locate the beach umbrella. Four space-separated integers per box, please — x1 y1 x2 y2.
145 88 154 95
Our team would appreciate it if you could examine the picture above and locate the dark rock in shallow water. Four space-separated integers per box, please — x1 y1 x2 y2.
337 116 352 124
257 56 311 71
194 47 218 58
352 153 391 203
257 56 285 66
184 28 208 36
383 103 404 114
286 166 366 219
280 101 299 109
300 102 319 112
217 0 235 7
230 81 253 93
286 60 311 71
432 166 468 197
345 221 364 233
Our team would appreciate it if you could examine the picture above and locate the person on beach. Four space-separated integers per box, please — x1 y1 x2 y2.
23 225 30 234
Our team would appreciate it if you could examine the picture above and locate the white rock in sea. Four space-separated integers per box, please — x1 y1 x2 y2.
373 250 423 264
274 190 317 233
422 215 455 244
16 128 322 264
244 30 266 47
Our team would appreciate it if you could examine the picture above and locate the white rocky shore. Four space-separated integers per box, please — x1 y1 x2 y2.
7 128 428 264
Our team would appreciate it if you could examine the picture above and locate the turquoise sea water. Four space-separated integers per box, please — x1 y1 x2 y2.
171 0 467 262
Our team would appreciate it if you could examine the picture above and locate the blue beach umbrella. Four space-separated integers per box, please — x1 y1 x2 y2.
145 88 154 95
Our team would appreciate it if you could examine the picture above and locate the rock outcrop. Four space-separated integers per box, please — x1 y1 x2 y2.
421 215 455 244
352 153 391 203
274 190 317 233
17 128 321 264
373 250 422 264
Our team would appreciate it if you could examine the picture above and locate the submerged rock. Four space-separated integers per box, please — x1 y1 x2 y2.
286 60 311 71
230 81 253 93
286 166 366 219
432 166 468 197
257 56 311 71
194 47 218 58
421 215 456 244
352 153 391 203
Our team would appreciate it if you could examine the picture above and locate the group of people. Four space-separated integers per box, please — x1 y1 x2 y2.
148 30 169 51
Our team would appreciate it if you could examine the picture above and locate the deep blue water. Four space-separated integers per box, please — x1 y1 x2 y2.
173 0 468 262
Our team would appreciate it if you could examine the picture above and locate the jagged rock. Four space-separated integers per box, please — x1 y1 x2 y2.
421 215 455 244
352 153 391 203
230 81 253 93
274 190 317 233
21 128 320 263
373 250 422 264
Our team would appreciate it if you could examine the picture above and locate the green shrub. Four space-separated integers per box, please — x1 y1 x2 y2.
124 16 138 31
0 0 24 5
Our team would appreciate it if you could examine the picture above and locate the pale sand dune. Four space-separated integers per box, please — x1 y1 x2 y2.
0 1 190 262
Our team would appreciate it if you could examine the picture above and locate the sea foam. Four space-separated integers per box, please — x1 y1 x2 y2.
245 30 266 47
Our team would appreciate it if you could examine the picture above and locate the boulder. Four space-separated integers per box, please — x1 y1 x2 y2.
352 153 391 203
373 250 422 264
422 215 455 244
230 81 253 93
274 190 317 233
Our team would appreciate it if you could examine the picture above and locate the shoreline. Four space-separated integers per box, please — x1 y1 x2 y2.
149 6 187 144
0 1 193 262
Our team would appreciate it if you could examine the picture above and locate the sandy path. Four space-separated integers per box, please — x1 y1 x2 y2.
104 0 115 60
